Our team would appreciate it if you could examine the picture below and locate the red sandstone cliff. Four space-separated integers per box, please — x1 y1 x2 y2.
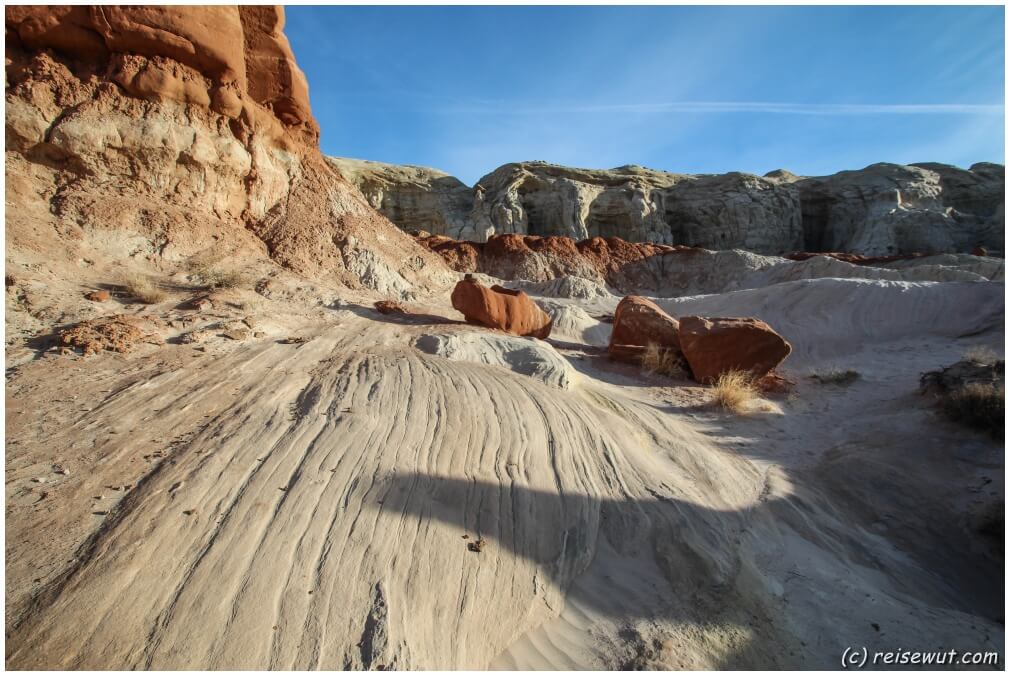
5 5 450 293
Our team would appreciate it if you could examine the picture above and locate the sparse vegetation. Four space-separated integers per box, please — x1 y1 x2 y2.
941 382 1004 439
121 272 166 304
712 370 759 413
188 257 248 290
811 368 861 385
963 345 1000 366
640 343 686 378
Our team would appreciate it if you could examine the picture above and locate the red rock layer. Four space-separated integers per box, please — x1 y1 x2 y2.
6 5 317 140
416 233 700 282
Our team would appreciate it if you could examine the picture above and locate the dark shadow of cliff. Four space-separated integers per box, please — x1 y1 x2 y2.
368 470 1003 668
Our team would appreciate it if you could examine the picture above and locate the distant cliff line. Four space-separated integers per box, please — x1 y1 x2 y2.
329 157 1004 257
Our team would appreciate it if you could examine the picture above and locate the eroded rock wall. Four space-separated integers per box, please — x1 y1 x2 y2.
794 162 1003 256
335 158 1004 256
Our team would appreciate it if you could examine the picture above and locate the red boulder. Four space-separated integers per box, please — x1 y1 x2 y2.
678 316 791 383
608 296 680 358
450 277 552 339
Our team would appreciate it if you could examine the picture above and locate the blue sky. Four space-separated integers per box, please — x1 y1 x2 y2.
285 5 1004 186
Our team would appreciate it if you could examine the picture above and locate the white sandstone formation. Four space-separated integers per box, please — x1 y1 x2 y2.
333 158 1004 256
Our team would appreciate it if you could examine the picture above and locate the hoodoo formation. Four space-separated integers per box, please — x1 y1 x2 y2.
5 5 1004 672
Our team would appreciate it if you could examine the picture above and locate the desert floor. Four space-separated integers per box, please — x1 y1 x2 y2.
5 266 1004 669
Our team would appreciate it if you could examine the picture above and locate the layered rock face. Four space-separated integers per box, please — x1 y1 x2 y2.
6 5 449 295
327 157 480 239
338 160 804 253
794 162 1004 255
335 158 1004 256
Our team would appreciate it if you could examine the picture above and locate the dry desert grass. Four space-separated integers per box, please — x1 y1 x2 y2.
963 345 1001 366
640 342 686 378
712 370 760 413
121 272 166 304
188 258 248 290
942 382 1005 439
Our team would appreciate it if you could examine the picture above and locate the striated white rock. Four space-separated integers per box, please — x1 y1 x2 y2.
415 332 576 389
541 304 611 348
515 276 615 301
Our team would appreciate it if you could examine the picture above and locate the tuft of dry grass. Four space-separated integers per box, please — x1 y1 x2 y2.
121 273 166 304
941 382 1004 439
188 258 248 290
640 343 686 378
712 370 759 413
811 368 861 385
963 345 1000 366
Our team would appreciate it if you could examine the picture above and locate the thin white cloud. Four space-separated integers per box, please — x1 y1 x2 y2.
438 101 1004 116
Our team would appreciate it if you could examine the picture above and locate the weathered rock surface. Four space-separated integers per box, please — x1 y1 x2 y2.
328 157 479 238
338 158 1003 256
678 316 792 383
796 162 1004 256
450 278 552 338
340 160 804 253
415 332 575 389
5 5 450 298
609 296 681 354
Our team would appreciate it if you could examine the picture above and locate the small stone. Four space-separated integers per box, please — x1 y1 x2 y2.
180 329 212 344
374 299 408 315
191 297 213 312
85 290 111 302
